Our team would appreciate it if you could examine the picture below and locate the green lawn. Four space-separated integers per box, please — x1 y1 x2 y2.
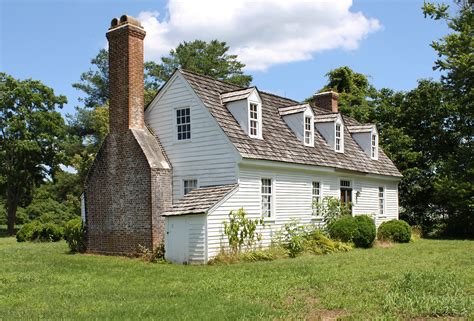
0 237 473 320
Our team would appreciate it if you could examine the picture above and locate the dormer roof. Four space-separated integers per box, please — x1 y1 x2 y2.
314 113 339 123
278 103 310 116
347 124 376 133
221 87 257 103
173 69 401 178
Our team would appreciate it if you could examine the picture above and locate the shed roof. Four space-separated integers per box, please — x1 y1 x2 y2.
162 184 238 216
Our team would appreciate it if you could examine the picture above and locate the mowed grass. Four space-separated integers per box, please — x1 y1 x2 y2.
0 237 473 320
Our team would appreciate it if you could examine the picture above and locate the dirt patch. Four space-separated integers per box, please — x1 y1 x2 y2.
373 240 394 248
284 290 346 320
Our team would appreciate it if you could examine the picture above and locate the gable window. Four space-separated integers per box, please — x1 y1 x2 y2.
176 107 191 141
183 179 197 195
312 181 321 215
340 180 352 210
304 116 313 146
371 133 378 159
378 187 385 215
261 178 273 218
335 123 343 152
249 103 260 138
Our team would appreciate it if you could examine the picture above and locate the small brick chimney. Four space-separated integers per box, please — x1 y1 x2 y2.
107 15 146 133
313 91 339 113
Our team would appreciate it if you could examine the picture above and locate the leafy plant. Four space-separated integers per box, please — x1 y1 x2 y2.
328 215 376 248
64 217 86 253
223 208 264 255
274 220 352 257
378 220 411 243
136 244 166 263
352 215 376 248
327 215 357 243
16 220 63 242
314 197 352 225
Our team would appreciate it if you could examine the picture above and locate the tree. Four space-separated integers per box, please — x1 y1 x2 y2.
72 49 109 108
145 40 252 88
319 66 377 123
0 73 67 234
422 1 473 237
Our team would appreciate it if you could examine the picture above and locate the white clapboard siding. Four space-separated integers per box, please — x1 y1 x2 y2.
206 165 399 259
187 215 207 264
145 74 238 200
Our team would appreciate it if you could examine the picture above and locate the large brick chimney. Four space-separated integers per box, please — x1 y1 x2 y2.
107 15 146 133
313 91 339 113
84 15 172 255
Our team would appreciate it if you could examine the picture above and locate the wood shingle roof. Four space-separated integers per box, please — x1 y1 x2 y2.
179 69 401 178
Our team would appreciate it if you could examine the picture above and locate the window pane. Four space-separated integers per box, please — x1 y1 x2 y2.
176 108 191 140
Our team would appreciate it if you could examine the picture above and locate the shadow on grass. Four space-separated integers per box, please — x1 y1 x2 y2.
0 225 20 238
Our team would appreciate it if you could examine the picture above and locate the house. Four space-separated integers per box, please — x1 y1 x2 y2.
83 15 402 263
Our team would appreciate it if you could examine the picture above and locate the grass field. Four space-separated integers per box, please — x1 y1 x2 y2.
0 237 473 320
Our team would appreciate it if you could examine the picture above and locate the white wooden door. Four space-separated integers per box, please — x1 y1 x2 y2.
165 218 188 264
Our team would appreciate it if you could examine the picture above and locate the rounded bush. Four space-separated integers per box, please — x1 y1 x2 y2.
16 221 42 242
352 215 376 248
327 215 357 242
64 217 86 253
16 221 63 242
378 219 411 243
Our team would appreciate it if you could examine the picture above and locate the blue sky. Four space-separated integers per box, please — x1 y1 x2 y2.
1 0 449 117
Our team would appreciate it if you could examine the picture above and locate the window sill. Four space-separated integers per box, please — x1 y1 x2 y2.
311 216 324 221
263 218 276 223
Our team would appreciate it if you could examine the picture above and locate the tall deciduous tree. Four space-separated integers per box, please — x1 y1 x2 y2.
145 40 253 88
0 73 67 234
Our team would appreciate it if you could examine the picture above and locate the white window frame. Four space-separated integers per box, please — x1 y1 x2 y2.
175 107 191 142
335 121 344 153
248 101 262 139
378 186 385 216
312 180 322 216
371 132 378 160
260 177 274 219
182 178 198 196
304 116 314 146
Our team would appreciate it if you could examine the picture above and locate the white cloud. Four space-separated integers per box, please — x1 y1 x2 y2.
138 0 380 71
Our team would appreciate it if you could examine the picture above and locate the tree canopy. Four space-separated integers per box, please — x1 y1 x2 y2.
145 40 252 88
0 73 68 234
319 1 473 237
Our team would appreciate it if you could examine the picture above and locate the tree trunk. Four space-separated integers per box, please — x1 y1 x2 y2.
6 193 19 236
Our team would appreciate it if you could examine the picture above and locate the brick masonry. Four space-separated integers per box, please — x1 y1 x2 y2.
84 16 172 255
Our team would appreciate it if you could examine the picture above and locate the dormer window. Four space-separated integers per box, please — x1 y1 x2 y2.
249 103 260 137
222 87 263 140
371 133 378 159
304 116 313 146
335 122 344 152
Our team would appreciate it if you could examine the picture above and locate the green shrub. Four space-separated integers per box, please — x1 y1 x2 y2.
136 243 165 263
223 208 264 255
328 215 376 248
352 215 376 248
16 221 43 242
64 217 86 253
16 220 63 242
378 220 411 243
274 220 352 257
327 215 357 242
304 229 352 254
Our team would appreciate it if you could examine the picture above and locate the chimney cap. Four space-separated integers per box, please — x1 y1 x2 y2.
313 90 339 98
109 14 143 30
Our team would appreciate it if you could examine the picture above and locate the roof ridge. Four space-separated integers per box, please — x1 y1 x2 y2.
179 68 243 90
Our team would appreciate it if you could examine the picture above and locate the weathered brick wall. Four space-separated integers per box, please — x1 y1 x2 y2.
85 132 153 254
